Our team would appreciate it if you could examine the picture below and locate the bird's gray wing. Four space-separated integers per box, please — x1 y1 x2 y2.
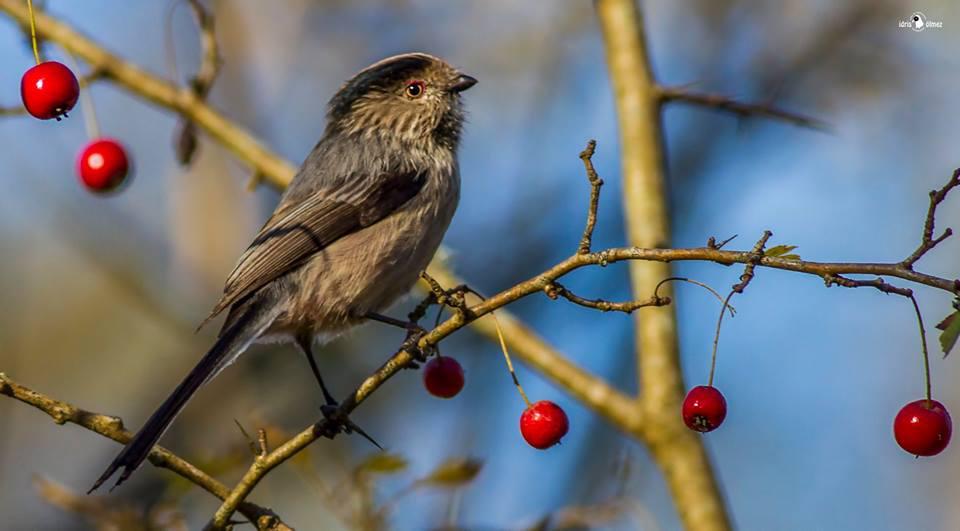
200 169 428 326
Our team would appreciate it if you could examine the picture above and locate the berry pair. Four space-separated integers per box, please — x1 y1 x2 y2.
422 355 569 449
681 276 952 458
681 386 953 458
21 61 130 193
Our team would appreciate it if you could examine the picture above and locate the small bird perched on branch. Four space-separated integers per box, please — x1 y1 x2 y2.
89 53 477 492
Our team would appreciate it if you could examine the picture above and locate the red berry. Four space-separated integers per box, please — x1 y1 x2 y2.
20 61 79 120
520 400 569 449
423 356 464 398
894 399 952 457
77 139 130 193
682 385 727 433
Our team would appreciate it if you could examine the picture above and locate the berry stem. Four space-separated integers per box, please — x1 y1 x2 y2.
909 294 932 405
491 311 531 407
26 0 40 65
655 276 736 317
64 51 100 140
708 290 737 387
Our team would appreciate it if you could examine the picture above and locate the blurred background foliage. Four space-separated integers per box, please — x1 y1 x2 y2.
1 0 959 529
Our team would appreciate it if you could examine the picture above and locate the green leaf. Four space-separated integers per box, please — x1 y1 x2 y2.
355 452 409 475
416 457 483 488
936 311 960 357
765 245 799 259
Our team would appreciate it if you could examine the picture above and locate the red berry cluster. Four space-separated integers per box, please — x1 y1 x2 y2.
21 61 131 193
423 355 569 449
679 282 952 460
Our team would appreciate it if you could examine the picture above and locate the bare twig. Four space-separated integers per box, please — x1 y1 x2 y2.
823 274 914 297
175 0 222 165
544 281 669 313
901 168 960 268
732 230 772 293
0 373 291 531
578 139 604 254
658 86 829 131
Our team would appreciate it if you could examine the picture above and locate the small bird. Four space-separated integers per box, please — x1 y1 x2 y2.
89 53 476 492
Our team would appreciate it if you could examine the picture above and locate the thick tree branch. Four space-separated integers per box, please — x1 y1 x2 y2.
596 1 731 529
0 373 291 531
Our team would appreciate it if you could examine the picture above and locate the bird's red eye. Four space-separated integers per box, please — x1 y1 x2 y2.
405 80 425 98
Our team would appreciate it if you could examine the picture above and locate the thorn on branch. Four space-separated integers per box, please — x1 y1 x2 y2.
901 168 960 269
658 85 829 131
577 139 604 255
544 281 669 313
707 234 737 250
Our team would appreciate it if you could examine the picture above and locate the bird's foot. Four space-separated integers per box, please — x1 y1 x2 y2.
317 402 382 450
400 324 434 366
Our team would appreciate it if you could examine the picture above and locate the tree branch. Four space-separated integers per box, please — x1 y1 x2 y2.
174 0 222 165
0 373 291 531
0 5 648 523
902 168 960 268
4 3 959 529
577 139 604 254
0 1 591 432
544 281 669 313
658 85 829 130
595 1 731 529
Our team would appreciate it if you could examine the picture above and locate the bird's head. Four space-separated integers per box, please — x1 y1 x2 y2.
327 53 477 149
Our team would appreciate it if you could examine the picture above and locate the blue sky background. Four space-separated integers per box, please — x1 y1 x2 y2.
1 1 959 530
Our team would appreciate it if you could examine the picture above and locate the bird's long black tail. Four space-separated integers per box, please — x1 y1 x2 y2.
88 301 276 493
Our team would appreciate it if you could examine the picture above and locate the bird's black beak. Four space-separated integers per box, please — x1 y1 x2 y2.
448 74 478 93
